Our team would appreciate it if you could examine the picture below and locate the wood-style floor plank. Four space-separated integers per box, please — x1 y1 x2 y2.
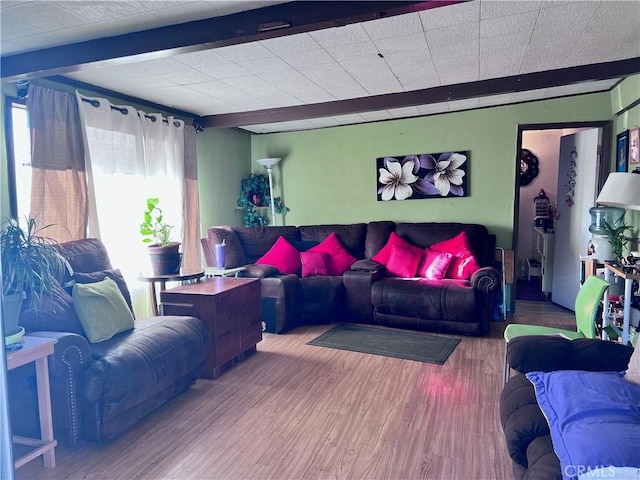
16 302 577 480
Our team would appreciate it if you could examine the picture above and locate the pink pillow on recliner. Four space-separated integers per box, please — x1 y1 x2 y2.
430 231 479 280
256 236 301 274
386 244 423 278
418 248 453 280
301 251 330 277
372 232 416 266
307 232 356 275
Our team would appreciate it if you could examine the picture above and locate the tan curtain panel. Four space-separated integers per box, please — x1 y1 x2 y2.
182 124 201 271
26 84 87 242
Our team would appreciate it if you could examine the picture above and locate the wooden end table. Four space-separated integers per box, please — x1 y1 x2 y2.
7 336 58 469
602 262 640 345
138 269 204 316
160 277 262 378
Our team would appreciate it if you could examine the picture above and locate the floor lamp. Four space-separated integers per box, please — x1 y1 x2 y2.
256 157 282 226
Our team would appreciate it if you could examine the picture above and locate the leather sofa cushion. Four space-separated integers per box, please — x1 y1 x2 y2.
365 221 396 259
19 280 85 335
299 223 367 259
234 226 300 264
206 226 248 267
82 316 209 415
300 276 344 322
58 238 114 273
372 278 476 322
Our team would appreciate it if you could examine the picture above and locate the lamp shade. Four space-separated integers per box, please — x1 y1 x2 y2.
596 172 640 211
256 157 281 168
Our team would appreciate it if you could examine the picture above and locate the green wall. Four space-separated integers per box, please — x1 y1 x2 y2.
196 128 251 230
248 93 613 248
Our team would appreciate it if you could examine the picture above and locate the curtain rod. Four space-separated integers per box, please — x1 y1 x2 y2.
81 97 182 127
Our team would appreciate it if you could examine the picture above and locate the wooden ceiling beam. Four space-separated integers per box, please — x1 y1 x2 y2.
1 1 461 81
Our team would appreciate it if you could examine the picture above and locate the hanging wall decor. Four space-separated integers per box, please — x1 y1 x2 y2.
376 151 469 201
519 149 539 186
564 147 578 207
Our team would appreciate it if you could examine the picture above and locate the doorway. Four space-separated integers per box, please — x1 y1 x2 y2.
513 122 611 311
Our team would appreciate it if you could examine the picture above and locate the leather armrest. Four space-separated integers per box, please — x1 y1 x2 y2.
343 268 384 323
242 264 280 278
28 331 92 445
470 266 500 292
260 274 302 333
350 259 383 272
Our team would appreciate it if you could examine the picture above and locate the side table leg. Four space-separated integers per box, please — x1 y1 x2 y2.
149 282 159 316
622 278 632 345
602 268 611 341
34 357 56 468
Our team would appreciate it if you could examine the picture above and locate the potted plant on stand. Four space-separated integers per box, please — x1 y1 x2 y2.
603 220 632 264
140 198 181 275
1 217 67 344
236 174 290 227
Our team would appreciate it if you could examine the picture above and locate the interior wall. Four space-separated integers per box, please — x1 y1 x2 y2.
518 128 587 275
247 92 612 249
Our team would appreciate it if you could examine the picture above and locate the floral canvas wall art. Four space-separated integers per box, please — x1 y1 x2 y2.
376 152 469 201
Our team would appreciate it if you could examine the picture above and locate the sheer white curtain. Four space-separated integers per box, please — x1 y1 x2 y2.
75 92 185 318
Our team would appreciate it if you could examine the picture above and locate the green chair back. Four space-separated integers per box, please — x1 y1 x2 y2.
575 275 610 339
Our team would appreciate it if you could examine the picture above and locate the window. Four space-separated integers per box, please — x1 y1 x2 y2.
5 98 32 221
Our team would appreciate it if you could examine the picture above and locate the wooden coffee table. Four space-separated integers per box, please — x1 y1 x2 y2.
160 277 262 378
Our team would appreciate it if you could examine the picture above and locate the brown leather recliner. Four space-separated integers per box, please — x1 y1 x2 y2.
8 238 211 444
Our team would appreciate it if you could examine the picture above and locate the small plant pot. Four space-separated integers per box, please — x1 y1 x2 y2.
2 292 25 338
147 242 182 275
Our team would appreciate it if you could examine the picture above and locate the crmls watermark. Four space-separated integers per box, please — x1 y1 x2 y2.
564 465 640 478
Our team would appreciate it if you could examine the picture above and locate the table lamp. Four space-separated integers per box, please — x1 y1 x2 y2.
256 157 282 226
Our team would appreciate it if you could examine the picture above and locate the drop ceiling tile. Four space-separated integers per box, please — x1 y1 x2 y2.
595 0 640 21
439 68 479 86
63 1 149 22
535 1 599 31
295 63 368 99
216 42 275 63
387 106 421 118
199 63 251 80
160 69 213 85
15 2 90 31
417 103 450 115
309 23 369 48
477 94 513 107
520 50 567 73
135 57 190 74
480 32 530 50
479 60 522 80
261 33 321 55
420 1 479 30
279 49 335 69
306 117 342 128
331 113 366 124
117 75 177 91
427 23 478 50
238 57 293 75
326 41 379 62
374 33 429 55
185 80 247 99
448 98 480 111
175 49 232 69
480 1 542 20
362 12 423 40
510 89 546 103
430 40 480 63
479 11 537 39
0 40 22 55
359 110 393 122
260 70 335 103
339 57 403 95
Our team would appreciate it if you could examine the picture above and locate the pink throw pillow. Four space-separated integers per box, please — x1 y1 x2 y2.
301 251 330 277
256 236 301 274
386 244 423 278
430 232 480 280
307 232 356 275
372 232 416 266
418 248 453 280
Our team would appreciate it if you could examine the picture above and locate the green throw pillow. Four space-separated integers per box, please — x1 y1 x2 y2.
72 276 134 343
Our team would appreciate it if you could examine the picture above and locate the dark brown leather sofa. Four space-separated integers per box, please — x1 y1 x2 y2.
500 336 634 479
8 238 211 445
205 221 500 335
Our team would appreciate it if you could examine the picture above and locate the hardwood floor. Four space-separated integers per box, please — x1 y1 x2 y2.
16 303 574 480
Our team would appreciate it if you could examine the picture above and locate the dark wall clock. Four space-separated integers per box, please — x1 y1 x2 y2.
520 148 539 186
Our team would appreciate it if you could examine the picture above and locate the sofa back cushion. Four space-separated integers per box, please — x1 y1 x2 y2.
206 226 248 267
58 238 113 273
395 223 495 267
299 223 367 259
365 221 396 259
233 226 300 264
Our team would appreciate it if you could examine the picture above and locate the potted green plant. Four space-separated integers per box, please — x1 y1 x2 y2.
602 220 632 264
140 198 181 275
1 217 67 341
236 174 290 227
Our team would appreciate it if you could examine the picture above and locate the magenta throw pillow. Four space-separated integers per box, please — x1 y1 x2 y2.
307 232 356 275
430 231 480 280
386 244 423 278
372 232 416 266
301 251 330 277
256 236 301 274
418 248 453 280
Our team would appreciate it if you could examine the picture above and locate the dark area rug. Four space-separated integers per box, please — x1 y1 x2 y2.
516 278 547 301
307 323 460 365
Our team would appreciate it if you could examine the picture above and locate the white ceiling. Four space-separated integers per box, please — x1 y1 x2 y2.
1 0 639 134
